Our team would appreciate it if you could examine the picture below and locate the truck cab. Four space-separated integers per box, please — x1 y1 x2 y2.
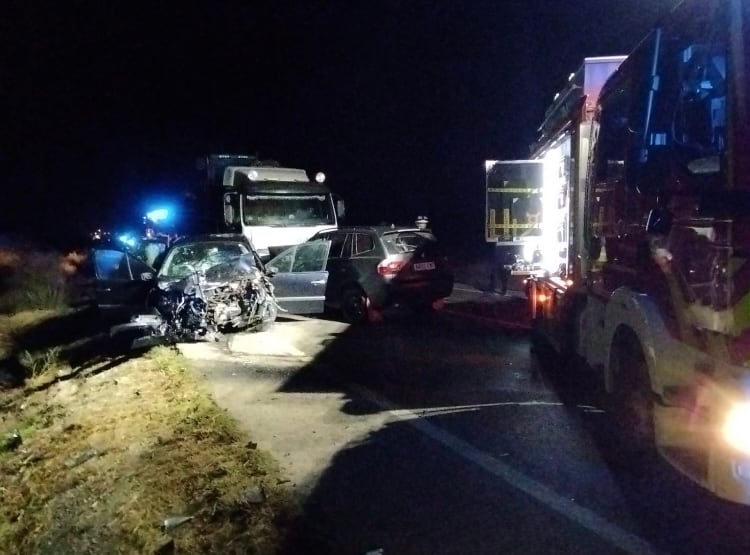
199 154 345 261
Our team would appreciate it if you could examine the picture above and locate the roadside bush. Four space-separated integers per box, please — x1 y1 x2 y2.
0 249 70 314
18 346 62 379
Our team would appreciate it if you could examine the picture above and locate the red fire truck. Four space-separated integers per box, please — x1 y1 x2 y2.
526 0 750 504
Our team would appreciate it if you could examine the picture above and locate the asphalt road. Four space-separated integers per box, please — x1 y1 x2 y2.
180 291 750 555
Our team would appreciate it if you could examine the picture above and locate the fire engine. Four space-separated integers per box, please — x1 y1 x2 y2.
522 0 750 504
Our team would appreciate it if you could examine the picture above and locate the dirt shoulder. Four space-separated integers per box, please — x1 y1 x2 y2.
1 342 298 554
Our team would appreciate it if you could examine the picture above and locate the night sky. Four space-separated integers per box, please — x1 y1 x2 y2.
1 1 675 247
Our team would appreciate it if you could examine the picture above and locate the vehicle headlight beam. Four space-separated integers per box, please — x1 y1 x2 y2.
723 402 750 455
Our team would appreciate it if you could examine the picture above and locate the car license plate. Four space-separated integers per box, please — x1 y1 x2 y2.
413 261 435 271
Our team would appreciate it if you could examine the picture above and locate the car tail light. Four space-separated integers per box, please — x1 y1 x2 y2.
377 257 407 277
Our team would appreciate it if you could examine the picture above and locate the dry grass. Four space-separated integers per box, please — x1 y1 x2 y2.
0 309 62 361
0 248 71 314
0 248 297 552
0 347 295 554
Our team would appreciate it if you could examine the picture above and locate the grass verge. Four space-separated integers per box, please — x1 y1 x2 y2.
0 346 295 554
0 309 62 361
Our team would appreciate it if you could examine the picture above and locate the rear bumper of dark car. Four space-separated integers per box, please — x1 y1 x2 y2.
374 275 454 308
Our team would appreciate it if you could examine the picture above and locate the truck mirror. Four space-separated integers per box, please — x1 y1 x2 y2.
223 205 234 225
336 199 346 220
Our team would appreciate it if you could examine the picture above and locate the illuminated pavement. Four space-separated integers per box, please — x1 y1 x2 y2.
445 283 531 330
181 291 750 555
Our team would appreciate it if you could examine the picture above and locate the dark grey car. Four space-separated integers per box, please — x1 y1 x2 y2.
267 226 454 323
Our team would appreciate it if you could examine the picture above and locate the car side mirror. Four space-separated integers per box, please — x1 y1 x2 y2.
266 265 279 277
223 205 234 225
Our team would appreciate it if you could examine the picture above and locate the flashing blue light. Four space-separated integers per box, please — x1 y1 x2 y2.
118 234 137 248
146 208 170 223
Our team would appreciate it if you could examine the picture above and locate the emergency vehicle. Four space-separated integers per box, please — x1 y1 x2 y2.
524 0 750 504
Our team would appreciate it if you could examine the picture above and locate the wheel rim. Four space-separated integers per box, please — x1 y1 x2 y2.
341 290 367 323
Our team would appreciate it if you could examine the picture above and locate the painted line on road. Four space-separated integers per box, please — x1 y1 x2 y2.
347 382 664 555
389 400 565 419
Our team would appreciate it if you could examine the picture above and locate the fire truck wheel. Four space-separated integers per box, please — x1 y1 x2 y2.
529 317 546 354
560 296 585 362
528 282 546 354
610 329 656 464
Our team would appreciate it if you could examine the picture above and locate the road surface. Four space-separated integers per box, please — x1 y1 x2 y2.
180 289 750 555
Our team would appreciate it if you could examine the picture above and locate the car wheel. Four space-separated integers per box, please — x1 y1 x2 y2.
256 302 277 332
340 287 370 324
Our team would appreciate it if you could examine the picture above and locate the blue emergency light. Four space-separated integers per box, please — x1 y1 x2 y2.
145 208 170 223
118 234 137 248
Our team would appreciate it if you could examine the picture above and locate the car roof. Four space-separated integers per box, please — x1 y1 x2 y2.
318 226 428 237
171 233 251 246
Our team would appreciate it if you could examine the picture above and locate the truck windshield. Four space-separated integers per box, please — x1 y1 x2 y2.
242 194 335 227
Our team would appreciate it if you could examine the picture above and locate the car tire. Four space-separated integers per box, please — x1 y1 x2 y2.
256 302 278 332
340 287 370 324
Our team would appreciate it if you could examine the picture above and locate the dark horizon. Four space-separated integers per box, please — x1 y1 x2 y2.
0 1 677 248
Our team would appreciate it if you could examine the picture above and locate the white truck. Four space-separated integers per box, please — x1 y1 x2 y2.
198 154 345 260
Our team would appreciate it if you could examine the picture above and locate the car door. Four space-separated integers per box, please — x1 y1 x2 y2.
318 231 349 297
267 240 330 314
73 248 155 311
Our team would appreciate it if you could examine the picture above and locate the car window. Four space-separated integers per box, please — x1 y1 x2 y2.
292 241 329 272
94 250 132 281
381 231 435 254
128 254 154 280
353 233 375 256
342 233 353 258
270 248 294 273
328 233 347 258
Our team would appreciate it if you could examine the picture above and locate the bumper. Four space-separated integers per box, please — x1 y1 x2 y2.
655 387 750 505
372 276 454 308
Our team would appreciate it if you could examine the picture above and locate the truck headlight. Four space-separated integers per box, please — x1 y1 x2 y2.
723 403 750 454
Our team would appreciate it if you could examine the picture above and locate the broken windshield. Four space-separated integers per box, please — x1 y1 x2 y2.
159 242 251 279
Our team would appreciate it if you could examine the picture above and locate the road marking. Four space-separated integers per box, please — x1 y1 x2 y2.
347 382 664 555
390 400 565 419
